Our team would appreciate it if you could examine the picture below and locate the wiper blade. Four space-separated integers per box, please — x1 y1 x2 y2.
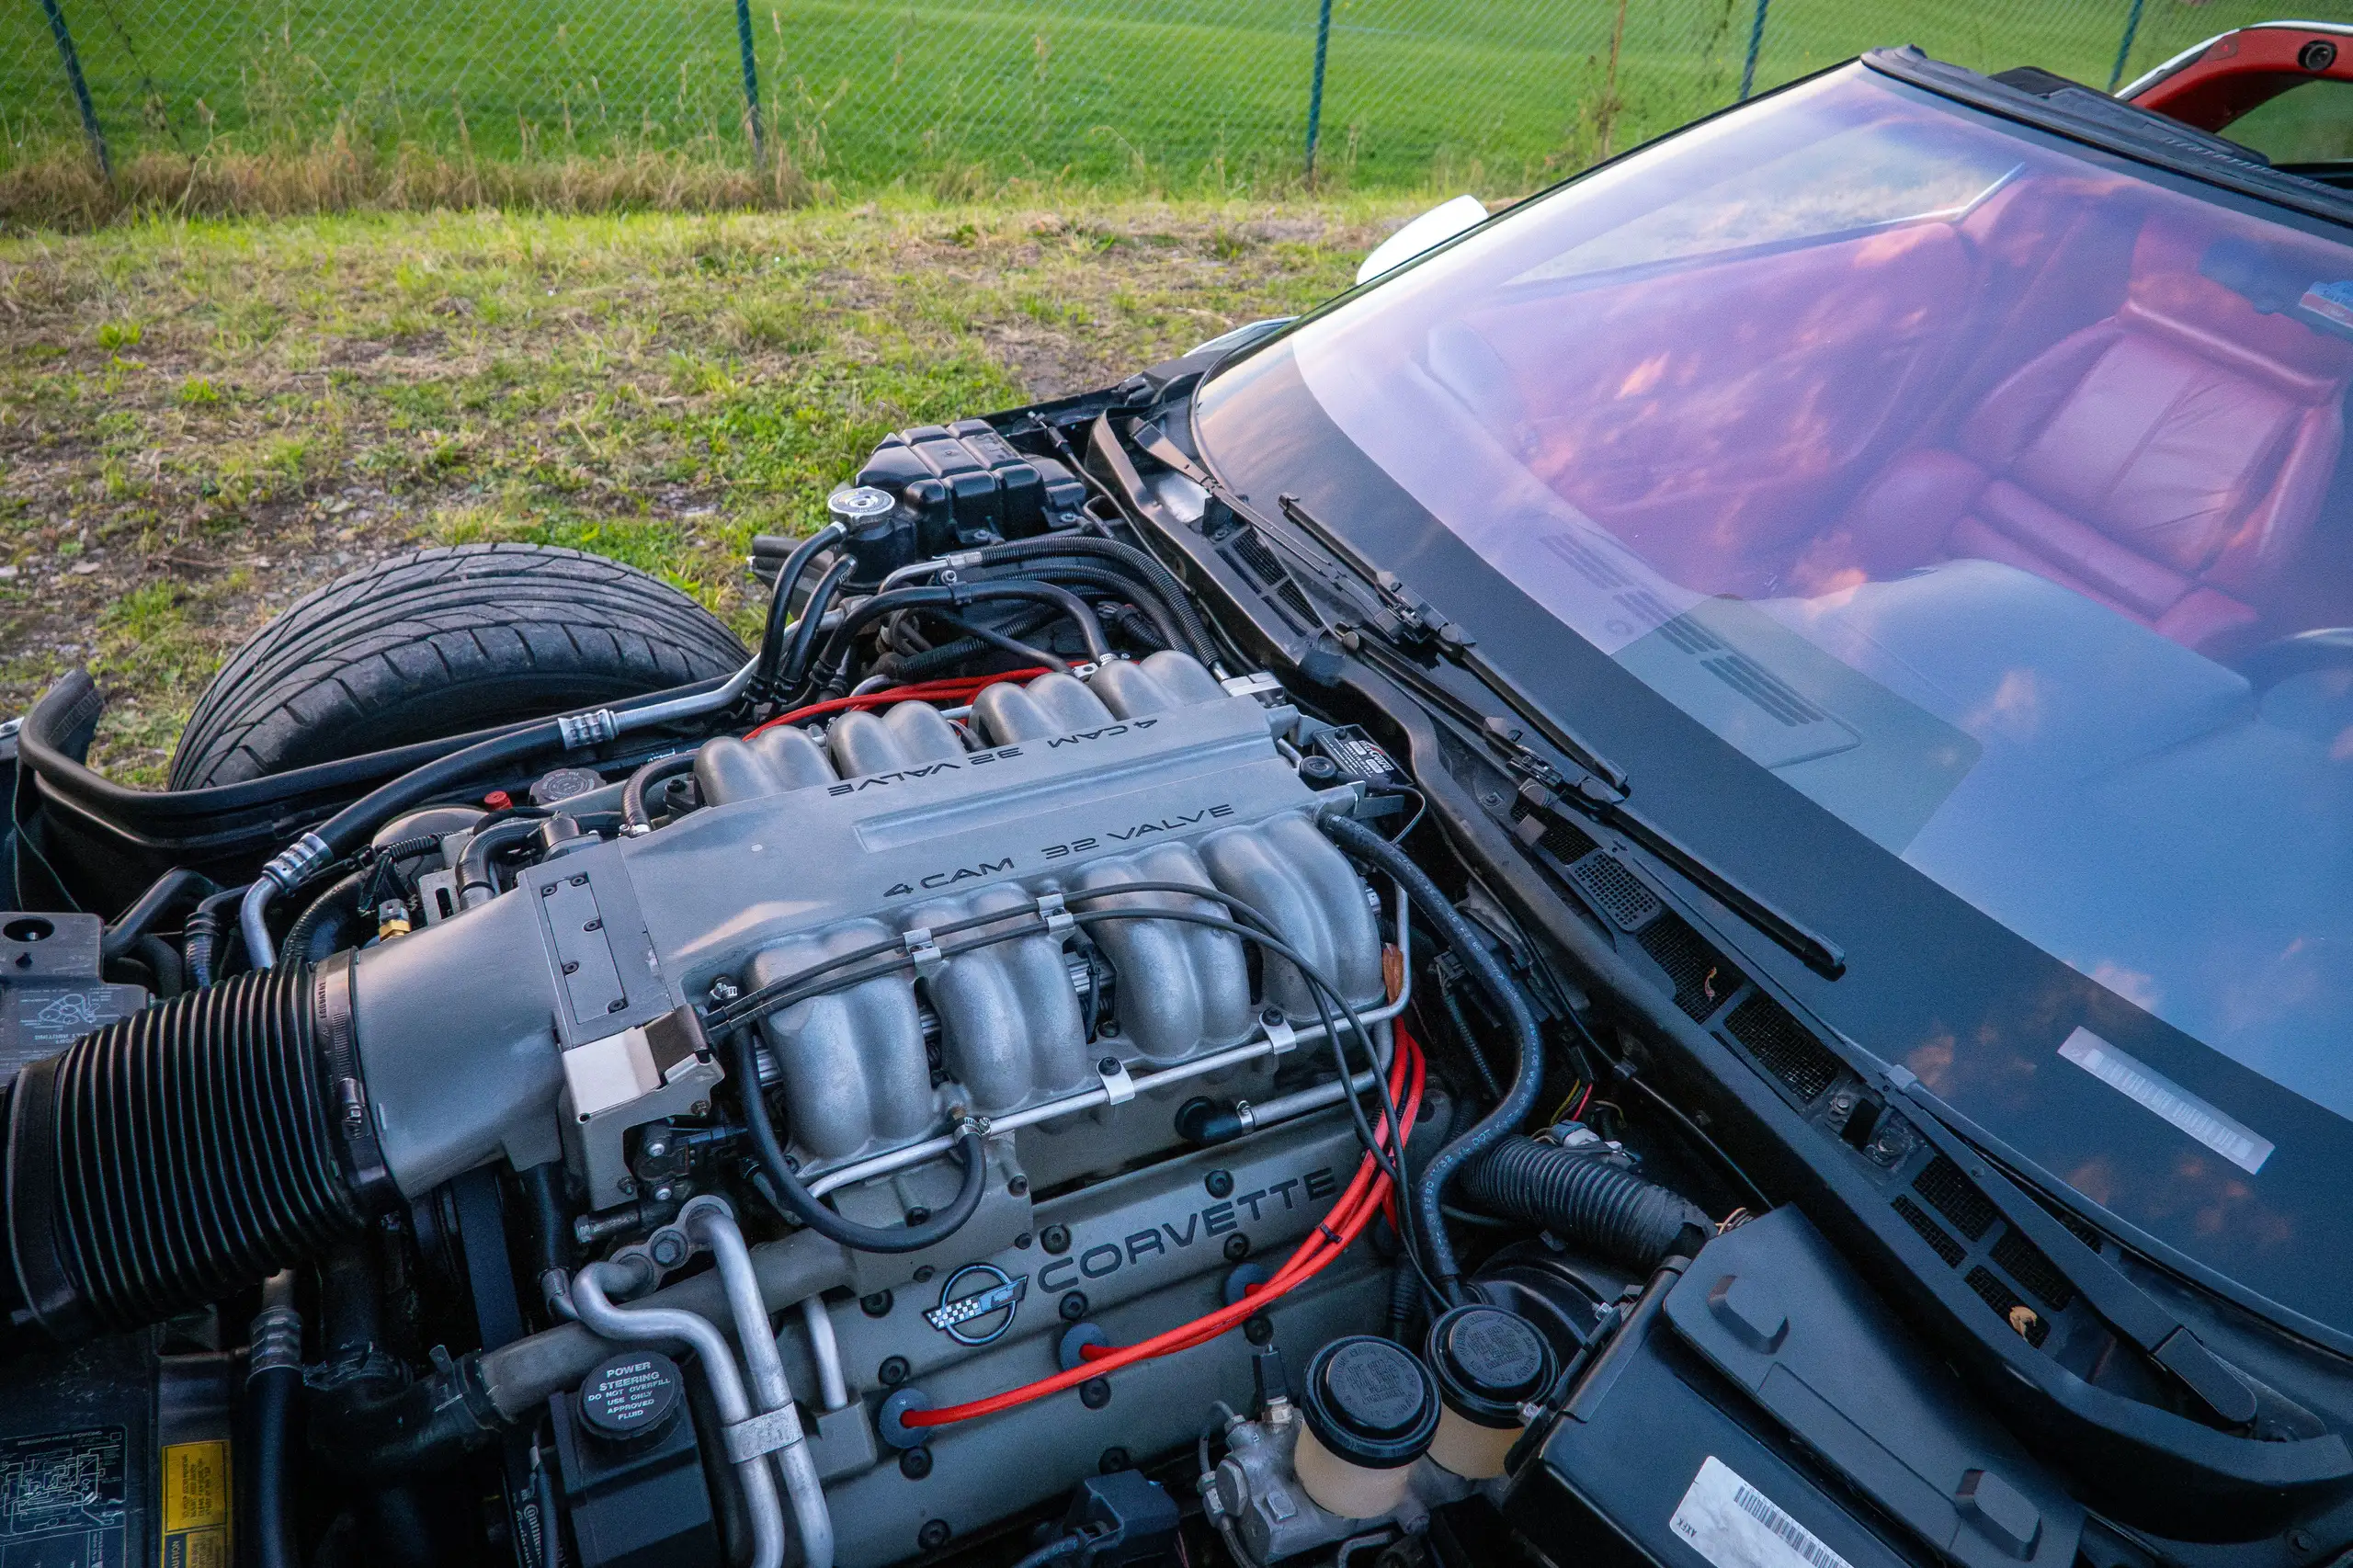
1114 417 1839 978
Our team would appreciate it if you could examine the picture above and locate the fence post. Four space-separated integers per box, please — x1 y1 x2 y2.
1304 0 1334 182
39 0 110 177
2108 0 2147 90
1737 0 1770 101
735 0 765 153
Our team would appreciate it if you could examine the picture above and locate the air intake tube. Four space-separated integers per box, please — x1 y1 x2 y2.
1459 1135 1713 1272
3 958 386 1341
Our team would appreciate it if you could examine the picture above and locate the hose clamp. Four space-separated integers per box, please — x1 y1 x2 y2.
721 1404 807 1464
263 832 333 893
312 952 395 1210
558 710 620 750
247 1303 304 1379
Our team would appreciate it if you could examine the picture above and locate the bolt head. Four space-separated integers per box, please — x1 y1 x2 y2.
1205 1169 1234 1199
1097 1056 1121 1076
1223 1233 1251 1263
861 1290 894 1318
1079 1378 1111 1410
1040 1224 1072 1256
904 1451 938 1485
1060 1291 1089 1323
644 1142 668 1158
914 1265 935 1283
880 1355 911 1387
1243 1313 1274 1346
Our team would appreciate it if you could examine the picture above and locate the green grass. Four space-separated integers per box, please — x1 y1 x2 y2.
0 197 1395 781
7 0 2343 199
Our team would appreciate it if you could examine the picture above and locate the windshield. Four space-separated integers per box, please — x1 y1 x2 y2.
1199 70 2353 1196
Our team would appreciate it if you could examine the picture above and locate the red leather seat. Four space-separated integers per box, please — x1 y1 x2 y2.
1806 223 2353 650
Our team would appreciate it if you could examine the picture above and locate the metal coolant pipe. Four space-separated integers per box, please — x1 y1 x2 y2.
567 1257 788 1568
682 1198 835 1568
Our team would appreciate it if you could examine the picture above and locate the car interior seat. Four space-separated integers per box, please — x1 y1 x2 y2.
1800 220 2353 651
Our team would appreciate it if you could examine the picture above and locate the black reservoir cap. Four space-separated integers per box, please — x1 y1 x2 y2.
1302 1336 1438 1470
1427 1305 1555 1427
578 1350 685 1443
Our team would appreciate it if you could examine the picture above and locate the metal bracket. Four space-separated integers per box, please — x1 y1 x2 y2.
558 709 620 750
1035 891 1073 939
903 927 945 981
1261 1016 1298 1056
1221 671 1285 699
1097 1055 1137 1106
722 1404 808 1464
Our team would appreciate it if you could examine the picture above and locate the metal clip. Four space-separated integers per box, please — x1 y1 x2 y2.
722 1404 807 1464
903 927 945 981
1220 671 1285 699
558 709 620 750
1096 1054 1137 1106
1035 891 1073 938
1261 1015 1298 1056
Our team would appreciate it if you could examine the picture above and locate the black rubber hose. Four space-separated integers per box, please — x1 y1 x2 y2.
185 884 252 989
1321 811 1545 1303
246 1362 302 1568
753 525 847 699
620 754 697 834
282 869 365 965
1460 1136 1713 1271
309 1359 503 1479
455 818 543 909
133 933 184 1000
809 582 1111 698
979 562 1186 653
101 867 217 960
885 604 1060 683
4 964 367 1338
918 609 1074 675
722 1028 989 1254
969 536 1214 665
773 554 858 699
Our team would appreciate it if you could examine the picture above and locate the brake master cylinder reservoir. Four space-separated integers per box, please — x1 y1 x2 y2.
1424 1305 1557 1479
1295 1337 1439 1518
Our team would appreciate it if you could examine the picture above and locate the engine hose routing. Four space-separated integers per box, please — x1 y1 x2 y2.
1321 811 1546 1304
245 1274 304 1568
723 1027 990 1254
752 522 847 699
282 868 367 964
1459 1135 1713 1272
2 961 374 1340
809 582 1109 697
100 867 217 961
966 535 1217 666
184 883 250 989
620 754 698 835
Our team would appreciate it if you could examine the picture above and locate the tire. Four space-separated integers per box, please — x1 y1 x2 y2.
168 543 747 790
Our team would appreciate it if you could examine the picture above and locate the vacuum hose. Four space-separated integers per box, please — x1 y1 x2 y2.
3 961 378 1340
1460 1135 1713 1271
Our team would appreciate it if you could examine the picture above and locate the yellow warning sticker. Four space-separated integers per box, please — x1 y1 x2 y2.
161 1440 229 1568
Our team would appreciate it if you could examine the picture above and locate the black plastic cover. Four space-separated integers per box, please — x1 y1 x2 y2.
853 418 1088 575
1505 1210 2083 1568
1661 1209 2082 1568
550 1353 718 1568
1302 1335 1438 1470
1427 1304 1554 1428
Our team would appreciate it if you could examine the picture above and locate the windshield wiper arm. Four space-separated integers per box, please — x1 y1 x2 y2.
1887 1071 2263 1432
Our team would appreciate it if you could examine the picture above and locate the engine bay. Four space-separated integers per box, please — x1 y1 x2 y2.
0 408 1735 1568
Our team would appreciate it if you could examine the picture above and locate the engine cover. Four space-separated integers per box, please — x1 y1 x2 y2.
347 654 1387 1229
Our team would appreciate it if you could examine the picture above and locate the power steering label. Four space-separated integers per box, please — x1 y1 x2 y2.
160 1440 230 1568
1669 1457 1854 1568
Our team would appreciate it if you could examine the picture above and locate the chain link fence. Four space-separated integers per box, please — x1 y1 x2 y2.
6 0 2349 192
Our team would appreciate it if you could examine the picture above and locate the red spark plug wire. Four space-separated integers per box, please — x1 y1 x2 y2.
744 669 1051 738
902 1025 1427 1430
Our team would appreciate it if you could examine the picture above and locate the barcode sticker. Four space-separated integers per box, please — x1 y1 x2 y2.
1670 1457 1856 1568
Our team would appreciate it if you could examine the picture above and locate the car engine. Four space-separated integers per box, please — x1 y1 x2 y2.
0 414 1715 1568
